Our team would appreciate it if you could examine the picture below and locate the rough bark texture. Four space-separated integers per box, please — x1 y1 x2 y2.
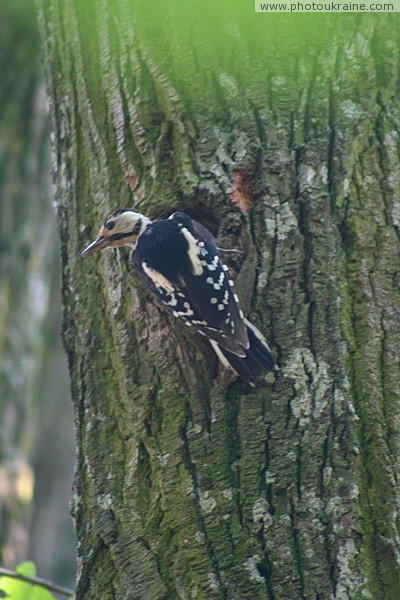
38 3 400 599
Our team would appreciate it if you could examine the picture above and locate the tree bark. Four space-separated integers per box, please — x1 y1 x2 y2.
38 3 400 598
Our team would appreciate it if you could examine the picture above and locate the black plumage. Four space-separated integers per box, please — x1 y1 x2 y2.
132 212 276 385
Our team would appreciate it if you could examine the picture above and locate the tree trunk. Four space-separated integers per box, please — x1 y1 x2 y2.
38 3 400 598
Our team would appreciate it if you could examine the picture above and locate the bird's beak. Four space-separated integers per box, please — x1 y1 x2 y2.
81 236 108 256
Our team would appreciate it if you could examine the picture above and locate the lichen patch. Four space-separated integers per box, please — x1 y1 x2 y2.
283 348 331 426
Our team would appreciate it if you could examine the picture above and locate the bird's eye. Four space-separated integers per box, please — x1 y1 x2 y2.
105 221 115 231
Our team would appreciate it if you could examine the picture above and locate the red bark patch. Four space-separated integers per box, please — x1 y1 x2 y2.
229 169 254 214
125 167 145 204
341 511 355 530
125 167 139 191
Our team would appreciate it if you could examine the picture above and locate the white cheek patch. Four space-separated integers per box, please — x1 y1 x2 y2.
180 227 204 276
142 262 175 293
115 211 142 232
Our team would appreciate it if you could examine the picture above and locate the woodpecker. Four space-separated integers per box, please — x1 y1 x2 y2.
82 209 276 386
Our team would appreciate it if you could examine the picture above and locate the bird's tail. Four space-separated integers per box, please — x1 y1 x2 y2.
210 318 276 386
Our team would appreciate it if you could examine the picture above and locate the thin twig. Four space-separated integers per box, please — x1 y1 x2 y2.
216 246 244 254
0 567 74 597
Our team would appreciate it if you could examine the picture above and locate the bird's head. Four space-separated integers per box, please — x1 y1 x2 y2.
81 208 150 256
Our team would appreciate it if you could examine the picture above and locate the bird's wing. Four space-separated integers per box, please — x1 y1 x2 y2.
132 212 249 356
132 247 239 349
132 250 205 323
167 212 249 355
